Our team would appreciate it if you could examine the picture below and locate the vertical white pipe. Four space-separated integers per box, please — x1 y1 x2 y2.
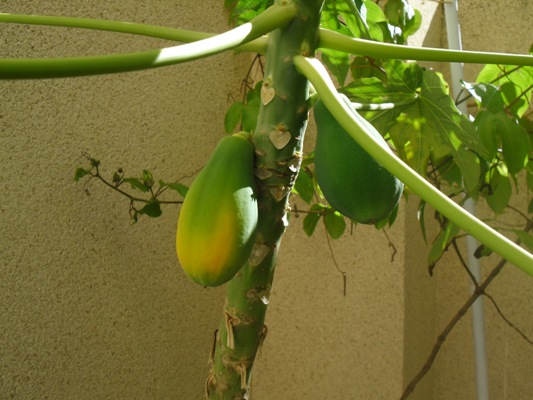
443 1 490 399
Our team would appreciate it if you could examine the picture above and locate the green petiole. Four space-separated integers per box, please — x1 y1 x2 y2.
0 4 291 79
318 29 533 67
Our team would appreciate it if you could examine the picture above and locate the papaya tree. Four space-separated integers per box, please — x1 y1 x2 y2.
1 0 532 399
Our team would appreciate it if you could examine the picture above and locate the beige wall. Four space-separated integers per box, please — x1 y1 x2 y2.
1 1 532 399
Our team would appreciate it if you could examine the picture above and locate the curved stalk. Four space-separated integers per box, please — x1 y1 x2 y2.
318 29 533 67
0 13 267 53
293 55 533 276
0 4 294 79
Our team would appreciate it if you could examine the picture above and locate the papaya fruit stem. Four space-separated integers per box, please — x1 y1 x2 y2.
293 55 533 276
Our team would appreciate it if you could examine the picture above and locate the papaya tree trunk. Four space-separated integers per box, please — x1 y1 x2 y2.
206 1 323 398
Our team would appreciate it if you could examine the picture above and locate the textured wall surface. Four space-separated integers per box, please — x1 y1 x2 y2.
1 1 532 400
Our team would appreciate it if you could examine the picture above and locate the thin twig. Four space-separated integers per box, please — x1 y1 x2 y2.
483 292 533 345
400 220 533 399
323 221 347 296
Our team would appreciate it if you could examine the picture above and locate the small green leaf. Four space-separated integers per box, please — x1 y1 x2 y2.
303 212 321 237
143 170 154 189
485 173 512 214
324 209 346 239
528 198 533 215
74 168 90 182
474 244 493 259
160 180 189 197
293 169 314 204
241 96 260 132
417 199 428 244
428 222 460 271
122 178 149 192
499 118 530 175
303 203 325 237
139 201 162 218
513 230 533 252
224 101 244 134
463 82 504 113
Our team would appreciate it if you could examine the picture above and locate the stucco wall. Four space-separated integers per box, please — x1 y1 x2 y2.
1 1 532 400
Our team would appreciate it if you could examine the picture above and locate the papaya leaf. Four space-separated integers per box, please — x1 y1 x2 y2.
321 48 351 86
463 82 505 113
476 64 533 118
324 209 346 239
384 0 421 44
342 76 417 105
371 64 487 194
322 0 388 41
224 0 273 25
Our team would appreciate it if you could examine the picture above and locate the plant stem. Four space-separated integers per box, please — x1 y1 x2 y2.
294 55 533 276
0 4 293 79
206 1 323 398
318 29 533 67
0 13 268 53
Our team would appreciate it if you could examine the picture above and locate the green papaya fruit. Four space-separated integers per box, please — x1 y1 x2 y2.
176 132 258 287
313 97 404 225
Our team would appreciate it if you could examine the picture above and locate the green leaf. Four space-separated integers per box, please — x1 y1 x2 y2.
371 65 487 195
160 180 189 197
383 0 421 43
321 48 350 86
224 101 244 134
417 199 427 244
293 169 315 204
324 209 346 239
241 96 260 132
484 172 512 214
499 118 531 175
463 82 505 113
225 0 274 25
74 167 90 182
303 204 325 237
475 110 530 175
474 110 500 160
476 65 533 118
428 221 460 271
122 178 149 192
142 170 154 189
513 231 533 252
139 200 162 218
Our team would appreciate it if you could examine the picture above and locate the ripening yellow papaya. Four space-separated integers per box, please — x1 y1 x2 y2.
313 97 404 225
176 132 258 287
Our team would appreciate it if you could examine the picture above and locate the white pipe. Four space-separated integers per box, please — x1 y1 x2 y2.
443 1 490 399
